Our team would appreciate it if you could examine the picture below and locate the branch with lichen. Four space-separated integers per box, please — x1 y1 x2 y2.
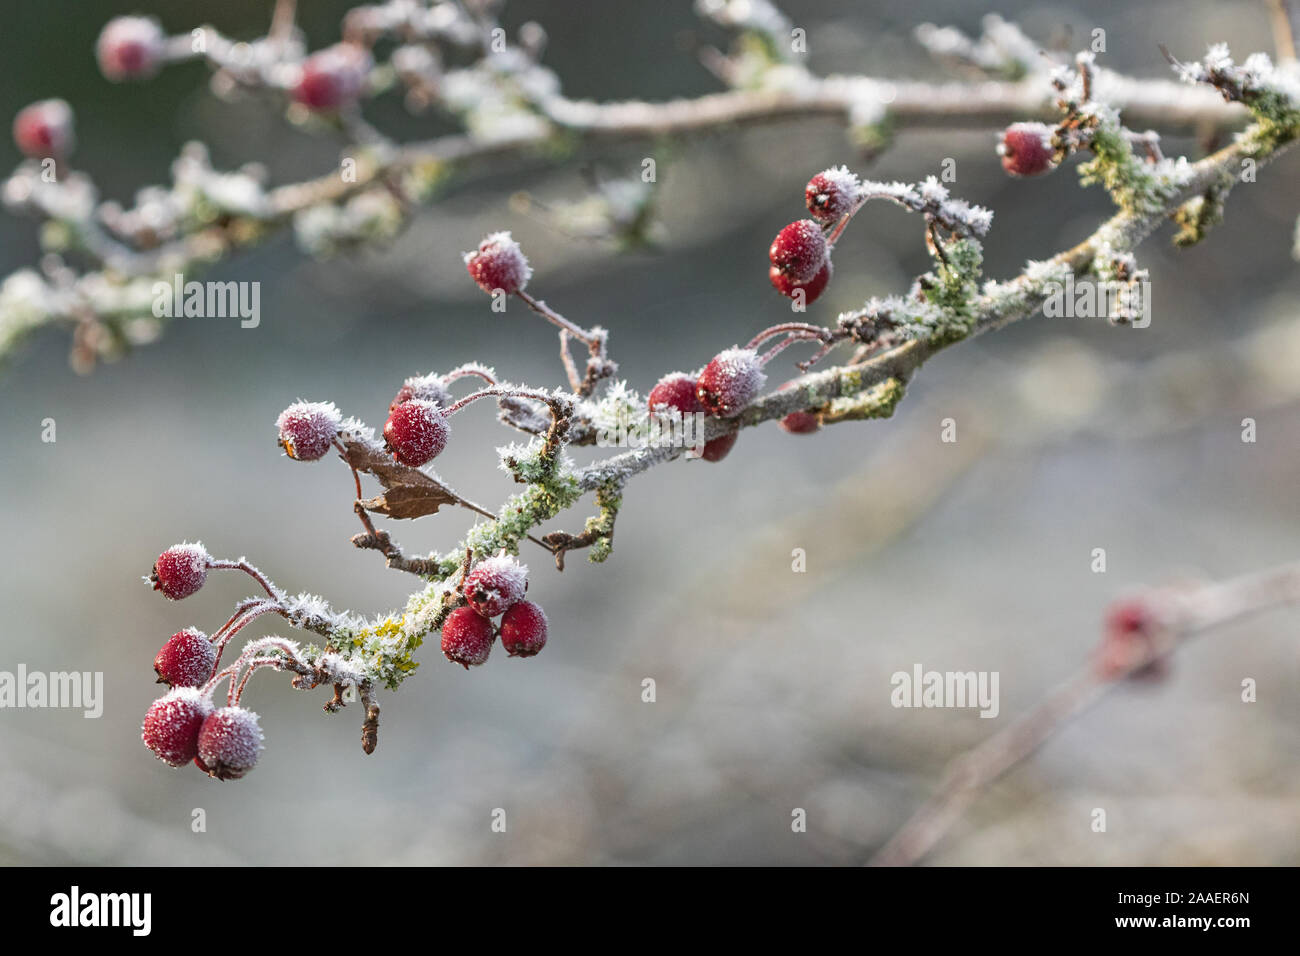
135 7 1300 786
0 1 1254 371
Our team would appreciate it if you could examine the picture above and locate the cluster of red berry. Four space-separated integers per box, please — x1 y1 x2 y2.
644 347 768 463
14 15 165 162
444 555 548 667
146 208 849 777
141 544 269 780
10 16 377 163
766 167 861 306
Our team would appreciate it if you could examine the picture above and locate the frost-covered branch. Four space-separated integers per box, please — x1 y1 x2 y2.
1 2 1251 370
134 12 1300 787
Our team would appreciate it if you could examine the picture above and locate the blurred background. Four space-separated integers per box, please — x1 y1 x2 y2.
0 0 1297 865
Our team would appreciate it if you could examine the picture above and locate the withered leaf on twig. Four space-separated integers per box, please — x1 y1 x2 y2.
341 438 457 519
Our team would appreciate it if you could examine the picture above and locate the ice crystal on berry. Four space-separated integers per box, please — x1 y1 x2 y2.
196 706 264 780
441 606 496 667
464 231 531 295
142 687 212 767
696 348 767 418
150 542 210 600
463 554 528 618
154 627 217 688
276 400 342 462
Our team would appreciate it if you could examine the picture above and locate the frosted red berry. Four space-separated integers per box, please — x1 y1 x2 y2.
462 555 528 618
770 260 832 305
778 381 820 434
383 398 450 467
276 400 342 462
805 166 859 222
96 16 165 82
779 411 820 434
769 219 828 284
1097 597 1165 680
12 100 74 159
389 374 451 413
196 706 263 780
464 232 531 296
150 543 210 600
699 430 737 462
293 44 372 112
647 372 736 462
154 627 217 688
999 122 1056 177
142 687 212 767
647 373 700 418
500 600 548 657
441 606 495 668
697 348 767 418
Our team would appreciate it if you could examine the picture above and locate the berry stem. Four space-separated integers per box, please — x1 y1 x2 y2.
746 322 830 350
233 656 290 705
558 328 582 393
516 290 614 398
442 363 498 385
211 598 269 639
444 385 556 417
269 0 296 46
207 558 279 600
757 331 826 367
213 601 284 657
515 290 596 345
202 636 307 706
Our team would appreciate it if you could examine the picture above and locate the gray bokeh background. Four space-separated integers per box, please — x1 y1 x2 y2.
0 0 1297 864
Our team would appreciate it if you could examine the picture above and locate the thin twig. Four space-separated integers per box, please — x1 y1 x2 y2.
1268 0 1300 62
869 562 1300 866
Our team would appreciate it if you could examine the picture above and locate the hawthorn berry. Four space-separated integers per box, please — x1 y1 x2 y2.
779 410 820 434
462 555 528 618
154 627 217 688
647 372 700 418
96 16 165 82
647 372 737 462
464 232 531 296
999 122 1057 177
441 606 495 668
805 166 860 222
293 44 372 112
1097 597 1166 681
777 381 820 434
142 687 212 767
500 600 548 657
196 706 264 780
696 348 767 418
698 430 737 462
12 100 74 159
276 400 342 462
389 373 452 413
769 259 832 305
150 542 210 600
383 398 450 467
769 219 828 284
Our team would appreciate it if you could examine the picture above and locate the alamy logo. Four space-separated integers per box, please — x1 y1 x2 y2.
595 408 710 454
890 664 1000 718
1041 274 1151 328
152 273 261 328
0 665 103 717
50 886 151 936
